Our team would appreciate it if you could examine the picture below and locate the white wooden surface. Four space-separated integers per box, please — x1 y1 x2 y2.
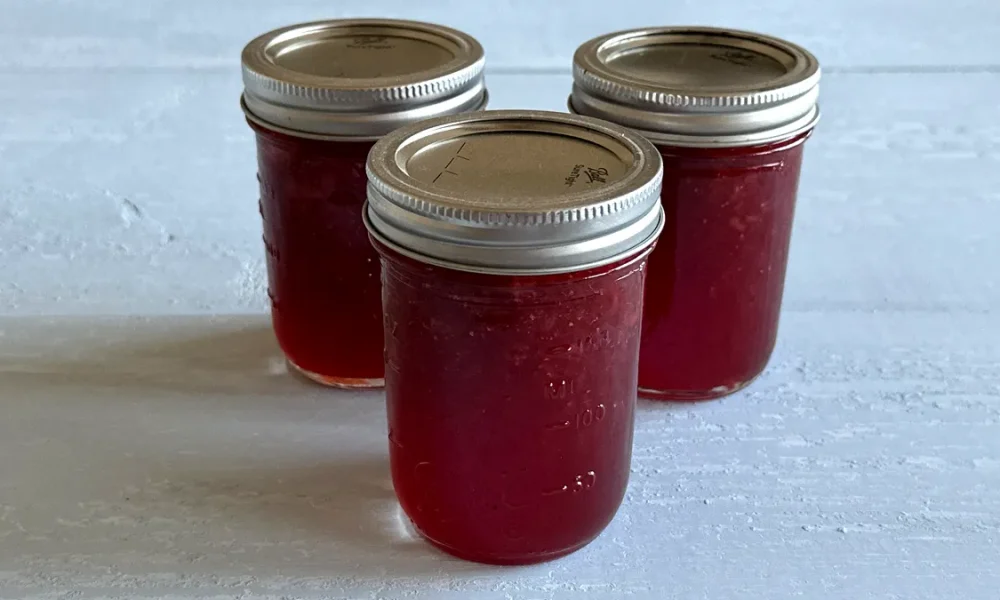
1 1 999 598
2 0 999 68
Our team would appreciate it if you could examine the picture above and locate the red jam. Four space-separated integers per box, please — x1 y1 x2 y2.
251 124 384 387
377 242 651 564
639 131 812 400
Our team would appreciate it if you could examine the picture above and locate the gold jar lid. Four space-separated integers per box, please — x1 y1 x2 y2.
571 27 820 147
365 110 664 275
241 19 487 139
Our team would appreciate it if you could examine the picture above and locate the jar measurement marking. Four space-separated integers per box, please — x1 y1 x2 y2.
546 378 576 400
543 404 607 432
577 404 606 428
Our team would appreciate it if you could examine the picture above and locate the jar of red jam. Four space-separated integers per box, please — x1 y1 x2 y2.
571 27 821 401
241 19 487 387
363 110 663 564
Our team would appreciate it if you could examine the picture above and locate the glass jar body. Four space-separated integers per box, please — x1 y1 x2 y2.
252 123 384 387
377 242 651 564
639 131 812 401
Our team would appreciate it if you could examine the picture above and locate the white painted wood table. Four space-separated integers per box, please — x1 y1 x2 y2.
1 1 999 598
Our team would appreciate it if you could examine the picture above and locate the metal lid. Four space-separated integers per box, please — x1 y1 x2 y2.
571 26 821 147
241 19 487 139
364 110 664 275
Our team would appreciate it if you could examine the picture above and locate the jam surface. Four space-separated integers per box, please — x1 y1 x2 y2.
252 124 384 386
639 132 811 400
377 243 650 564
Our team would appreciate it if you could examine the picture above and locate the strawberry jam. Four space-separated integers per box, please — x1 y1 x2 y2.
379 243 651 564
572 26 821 400
640 133 811 399
252 125 382 386
241 18 487 386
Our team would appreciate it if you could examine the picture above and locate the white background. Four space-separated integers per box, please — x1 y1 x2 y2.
1 1 999 599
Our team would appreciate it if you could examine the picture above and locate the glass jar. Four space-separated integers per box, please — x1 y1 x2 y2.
241 19 487 387
571 27 821 401
364 110 664 564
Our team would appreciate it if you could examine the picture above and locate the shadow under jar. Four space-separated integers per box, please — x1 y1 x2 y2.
364 110 664 564
240 19 487 387
571 27 821 401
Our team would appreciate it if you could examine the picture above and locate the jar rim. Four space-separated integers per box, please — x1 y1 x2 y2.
365 200 665 276
241 92 490 142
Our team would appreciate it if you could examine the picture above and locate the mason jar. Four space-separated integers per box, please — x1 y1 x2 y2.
571 27 821 401
241 19 487 387
364 110 663 564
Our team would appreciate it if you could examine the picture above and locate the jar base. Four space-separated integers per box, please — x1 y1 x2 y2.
288 360 385 389
415 525 600 565
638 376 756 402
